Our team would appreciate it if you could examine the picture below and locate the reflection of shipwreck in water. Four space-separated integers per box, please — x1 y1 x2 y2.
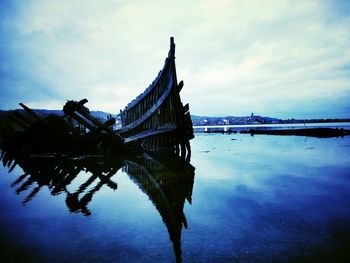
124 151 195 263
0 148 194 262
1 150 123 215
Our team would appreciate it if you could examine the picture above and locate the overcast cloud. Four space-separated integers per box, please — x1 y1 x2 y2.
1 0 350 118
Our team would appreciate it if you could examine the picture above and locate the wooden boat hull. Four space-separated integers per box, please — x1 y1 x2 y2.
117 38 194 157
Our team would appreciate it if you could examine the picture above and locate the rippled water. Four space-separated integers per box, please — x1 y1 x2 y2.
1 134 350 262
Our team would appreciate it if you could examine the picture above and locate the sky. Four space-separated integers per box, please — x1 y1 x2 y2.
1 0 350 119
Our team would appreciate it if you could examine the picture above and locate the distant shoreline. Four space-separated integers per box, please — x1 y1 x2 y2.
193 120 350 126
191 114 350 126
193 121 350 129
194 123 350 138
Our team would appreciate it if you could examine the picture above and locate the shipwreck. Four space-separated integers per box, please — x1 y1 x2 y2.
118 37 194 155
0 37 194 158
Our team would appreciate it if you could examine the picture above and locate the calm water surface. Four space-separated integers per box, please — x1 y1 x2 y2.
1 134 350 262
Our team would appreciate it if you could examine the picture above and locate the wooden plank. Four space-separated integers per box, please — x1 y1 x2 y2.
69 112 96 132
19 103 41 121
177 80 184 92
183 103 189 114
124 124 176 143
117 76 174 133
103 118 116 127
117 37 194 151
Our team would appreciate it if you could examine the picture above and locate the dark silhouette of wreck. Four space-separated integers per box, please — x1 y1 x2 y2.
0 37 194 157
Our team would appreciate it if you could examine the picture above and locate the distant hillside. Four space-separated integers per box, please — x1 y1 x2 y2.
191 114 279 125
191 114 350 126
31 109 119 121
0 109 120 128
33 109 65 116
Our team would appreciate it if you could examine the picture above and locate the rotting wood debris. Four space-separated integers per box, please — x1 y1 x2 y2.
0 99 141 158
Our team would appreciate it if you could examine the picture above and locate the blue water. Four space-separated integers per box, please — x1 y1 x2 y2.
1 134 350 262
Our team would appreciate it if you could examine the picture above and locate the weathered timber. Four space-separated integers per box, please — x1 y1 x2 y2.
117 37 194 156
19 102 41 121
63 99 119 137
124 123 177 143
0 38 194 157
0 102 129 156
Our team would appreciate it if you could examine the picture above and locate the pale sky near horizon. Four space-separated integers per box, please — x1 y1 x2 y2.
1 0 350 119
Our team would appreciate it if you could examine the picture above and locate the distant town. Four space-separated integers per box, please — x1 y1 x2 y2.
191 113 350 126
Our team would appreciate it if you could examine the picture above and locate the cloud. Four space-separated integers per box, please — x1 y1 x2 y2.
0 0 349 118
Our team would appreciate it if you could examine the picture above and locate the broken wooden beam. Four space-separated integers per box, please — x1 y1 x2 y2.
19 103 41 121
